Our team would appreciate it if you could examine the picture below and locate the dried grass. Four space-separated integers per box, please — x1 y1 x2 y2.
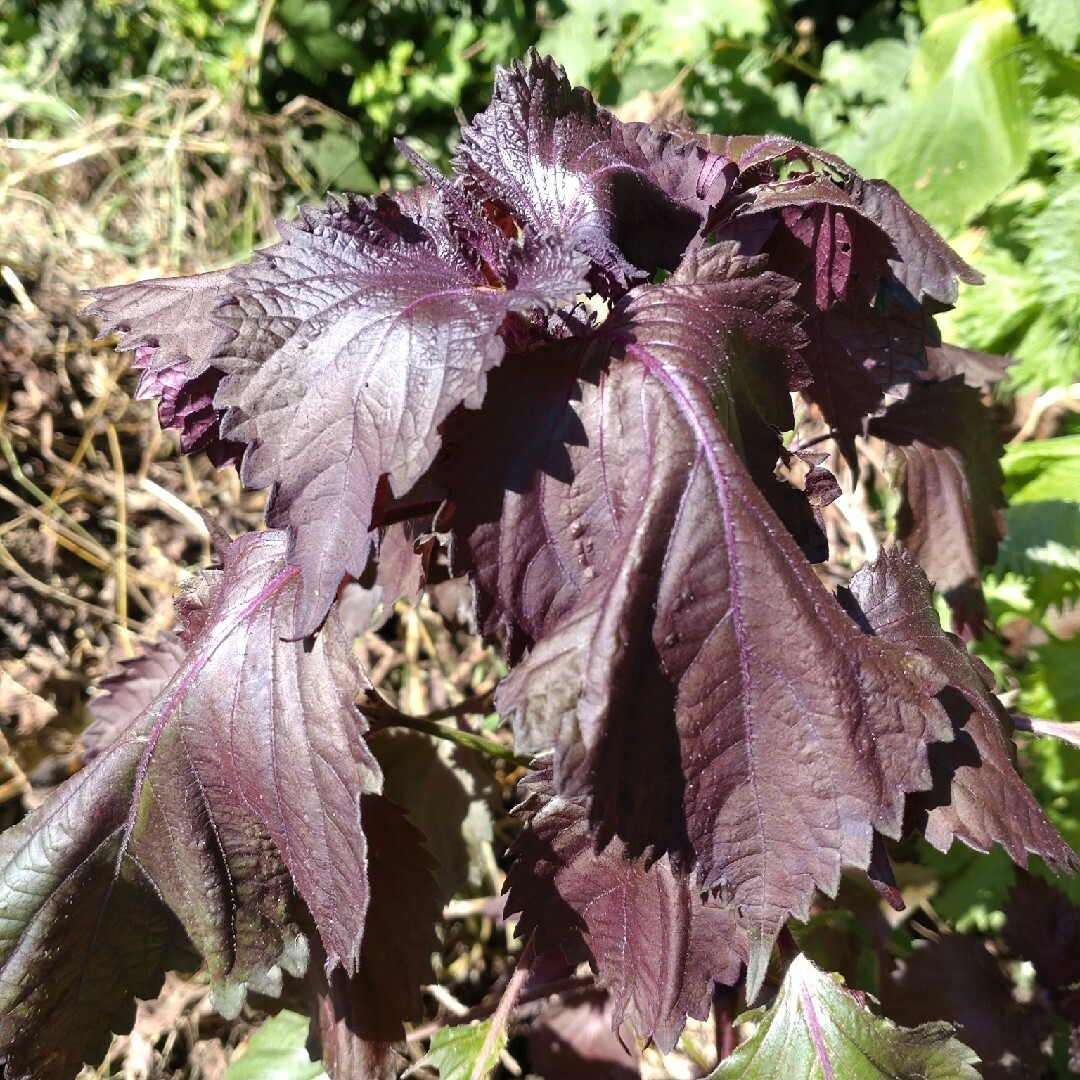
0 81 311 836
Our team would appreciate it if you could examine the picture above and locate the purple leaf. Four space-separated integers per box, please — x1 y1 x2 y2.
82 632 187 760
842 550 1074 872
925 342 1012 390
0 531 382 1079
697 137 981 307
698 140 975 470
137 362 244 470
445 251 959 997
617 119 739 224
85 269 234 377
795 297 937 466
1003 872 1080 991
505 776 746 1053
528 990 640 1079
774 201 897 309
716 176 897 308
308 795 440 1080
85 275 244 469
454 52 717 295
879 935 1051 1080
848 179 983 306
209 192 587 634
869 378 1006 636
0 747 198 1080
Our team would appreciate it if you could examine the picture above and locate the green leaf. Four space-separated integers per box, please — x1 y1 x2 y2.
1016 0 1080 51
373 729 496 901
805 37 915 165
708 954 981 1079
995 502 1080 614
994 438 1080 614
1001 436 1080 504
536 0 769 103
919 0 969 24
1025 636 1080 721
223 1011 328 1080
870 0 1031 234
421 1020 506 1080
918 842 1016 933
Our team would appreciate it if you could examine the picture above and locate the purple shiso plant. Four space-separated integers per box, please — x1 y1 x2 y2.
0 51 1072 1080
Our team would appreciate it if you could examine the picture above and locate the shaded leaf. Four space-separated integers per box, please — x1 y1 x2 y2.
923 342 1010 390
505 776 746 1053
879 935 1051 1080
795 299 936 463
325 795 439 1039
709 952 981 1079
529 990 640 1080
372 729 496 899
841 550 1074 872
706 136 980 306
713 173 895 304
1003 871 1080 991
449 249 956 995
869 376 1006 636
0 760 198 1080
307 796 440 1080
0 531 381 1079
136 360 244 470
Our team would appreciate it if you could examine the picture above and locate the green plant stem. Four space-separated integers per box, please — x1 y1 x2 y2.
362 692 534 767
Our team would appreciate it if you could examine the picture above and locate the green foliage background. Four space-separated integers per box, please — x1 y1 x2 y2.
3 0 1079 1074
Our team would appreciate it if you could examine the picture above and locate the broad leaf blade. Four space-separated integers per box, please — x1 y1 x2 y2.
870 1 1031 234
212 193 586 633
505 777 746 1053
0 745 197 1080
82 631 187 760
709 953 981 1079
454 52 715 295
848 180 983 306
842 550 1075 873
85 276 245 469
795 301 937 461
0 531 382 1078
528 990 640 1079
444 251 957 997
879 935 1052 1078
308 794 440 1075
869 377 1006 636
85 269 234 377
223 1011 328 1080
